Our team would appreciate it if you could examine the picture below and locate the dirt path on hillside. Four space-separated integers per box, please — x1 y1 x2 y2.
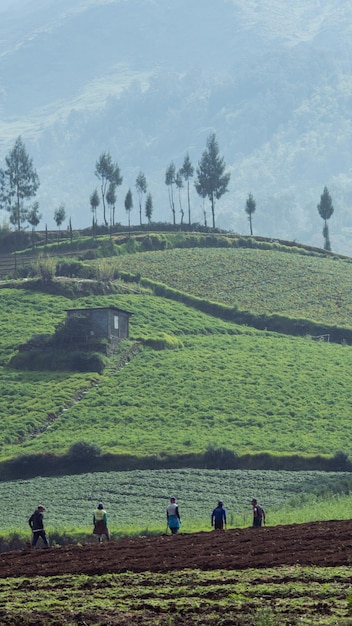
1 519 352 578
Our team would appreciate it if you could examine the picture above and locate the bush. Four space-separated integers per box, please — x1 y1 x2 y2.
330 450 352 471
203 445 238 469
56 259 85 278
68 351 106 373
35 256 57 281
10 348 106 373
97 239 118 258
140 234 168 252
96 258 116 281
81 249 99 260
68 441 101 461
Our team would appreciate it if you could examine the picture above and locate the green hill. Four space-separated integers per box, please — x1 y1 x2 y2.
0 234 352 472
112 243 352 327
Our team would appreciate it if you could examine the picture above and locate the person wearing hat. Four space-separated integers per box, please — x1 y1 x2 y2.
211 500 227 530
93 502 110 542
166 496 181 534
251 498 266 527
28 505 49 548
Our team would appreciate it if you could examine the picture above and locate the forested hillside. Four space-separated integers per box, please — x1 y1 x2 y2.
1 1 352 254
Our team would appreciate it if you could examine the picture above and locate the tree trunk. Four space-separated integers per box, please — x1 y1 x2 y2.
171 187 175 224
211 194 215 229
187 181 191 225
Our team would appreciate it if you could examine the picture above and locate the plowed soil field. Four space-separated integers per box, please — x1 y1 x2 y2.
1 519 352 578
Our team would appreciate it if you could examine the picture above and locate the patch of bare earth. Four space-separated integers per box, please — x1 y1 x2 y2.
1 519 352 578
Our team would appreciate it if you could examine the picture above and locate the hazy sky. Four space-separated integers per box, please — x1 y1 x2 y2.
0 0 25 11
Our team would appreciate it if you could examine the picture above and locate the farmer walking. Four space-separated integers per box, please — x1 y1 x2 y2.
28 505 49 548
93 502 110 542
211 500 227 530
166 496 181 534
251 498 266 527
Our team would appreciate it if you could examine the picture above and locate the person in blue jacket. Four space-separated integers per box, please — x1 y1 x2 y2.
211 500 227 530
166 496 181 534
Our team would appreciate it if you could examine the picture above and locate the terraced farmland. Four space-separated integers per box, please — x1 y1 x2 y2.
114 247 352 326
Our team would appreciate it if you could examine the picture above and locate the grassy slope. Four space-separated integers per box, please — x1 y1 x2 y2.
113 246 352 326
0 285 352 460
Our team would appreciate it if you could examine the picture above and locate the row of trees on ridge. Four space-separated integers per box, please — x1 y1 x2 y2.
90 133 231 231
0 135 335 251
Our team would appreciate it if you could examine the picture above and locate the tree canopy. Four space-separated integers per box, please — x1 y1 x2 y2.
245 193 256 236
95 152 122 227
0 137 40 231
145 192 153 223
195 133 230 229
317 186 334 251
165 162 176 224
135 172 147 226
124 188 133 229
180 153 194 225
90 189 100 222
54 203 66 239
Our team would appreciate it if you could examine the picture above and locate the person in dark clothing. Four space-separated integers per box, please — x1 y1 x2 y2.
211 500 227 530
251 498 266 527
28 505 49 547
93 502 110 542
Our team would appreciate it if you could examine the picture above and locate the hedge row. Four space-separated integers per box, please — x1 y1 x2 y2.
0 445 350 482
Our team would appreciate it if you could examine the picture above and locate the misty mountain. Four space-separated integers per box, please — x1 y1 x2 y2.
0 0 352 254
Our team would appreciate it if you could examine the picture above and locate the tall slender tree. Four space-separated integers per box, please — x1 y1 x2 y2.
95 152 114 227
0 136 40 230
124 188 133 232
317 186 334 251
135 171 147 226
90 189 100 224
111 163 123 225
90 188 100 238
95 153 122 227
175 170 184 224
245 193 256 236
145 193 153 223
106 183 116 229
54 203 66 239
165 162 176 224
195 133 230 229
180 153 194 225
27 201 42 247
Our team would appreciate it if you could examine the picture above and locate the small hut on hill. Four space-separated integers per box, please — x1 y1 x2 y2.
64 306 132 342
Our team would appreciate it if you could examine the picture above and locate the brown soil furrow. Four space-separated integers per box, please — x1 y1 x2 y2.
1 520 352 579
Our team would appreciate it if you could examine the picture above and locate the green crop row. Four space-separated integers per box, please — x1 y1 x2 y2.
0 565 351 624
0 468 351 537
